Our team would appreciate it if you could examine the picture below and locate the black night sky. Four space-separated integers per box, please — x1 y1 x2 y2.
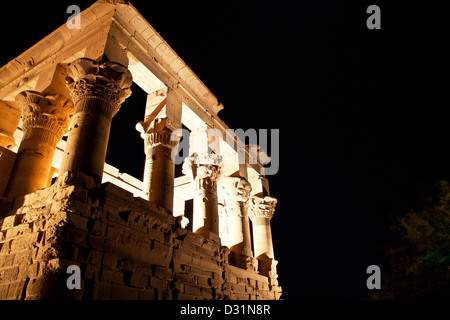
1 0 448 300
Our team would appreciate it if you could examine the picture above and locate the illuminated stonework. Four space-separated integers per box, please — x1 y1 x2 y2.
0 0 281 300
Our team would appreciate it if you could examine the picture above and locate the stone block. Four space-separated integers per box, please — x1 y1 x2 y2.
105 225 123 241
231 283 247 294
9 232 39 253
196 275 210 287
104 240 169 267
154 265 172 280
122 231 151 248
0 241 11 256
89 250 103 265
95 282 112 300
183 232 205 247
1 215 16 229
100 268 124 285
134 266 153 276
67 200 90 217
4 223 32 239
201 287 213 299
210 278 222 288
174 272 195 284
25 276 65 299
138 288 156 300
64 227 88 247
174 281 184 293
12 249 32 265
237 293 250 300
0 283 9 298
189 266 212 279
130 273 148 288
147 228 165 243
102 252 118 268
0 252 14 268
177 293 198 300
150 277 169 291
0 266 19 282
87 234 105 250
183 283 201 296
84 264 98 280
256 279 269 290
6 280 26 299
196 245 216 258
173 249 192 265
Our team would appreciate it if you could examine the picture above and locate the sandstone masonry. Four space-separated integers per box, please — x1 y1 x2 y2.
0 172 281 300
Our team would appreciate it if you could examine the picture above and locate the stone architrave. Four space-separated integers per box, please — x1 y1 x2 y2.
247 195 278 276
5 92 74 197
182 153 223 239
58 58 132 181
136 117 179 212
218 176 253 268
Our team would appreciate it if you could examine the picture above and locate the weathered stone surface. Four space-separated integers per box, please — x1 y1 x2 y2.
0 172 281 300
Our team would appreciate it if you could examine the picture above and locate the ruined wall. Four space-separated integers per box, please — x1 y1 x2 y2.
0 172 281 300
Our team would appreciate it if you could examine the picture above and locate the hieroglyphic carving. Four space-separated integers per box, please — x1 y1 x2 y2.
247 195 277 220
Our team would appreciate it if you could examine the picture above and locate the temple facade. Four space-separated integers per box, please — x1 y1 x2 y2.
0 0 281 300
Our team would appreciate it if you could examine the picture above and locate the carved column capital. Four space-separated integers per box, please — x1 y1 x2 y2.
247 195 277 220
136 118 178 154
65 58 132 118
182 153 223 191
16 91 74 145
219 176 252 203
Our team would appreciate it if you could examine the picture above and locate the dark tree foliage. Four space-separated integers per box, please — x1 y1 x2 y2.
371 181 450 299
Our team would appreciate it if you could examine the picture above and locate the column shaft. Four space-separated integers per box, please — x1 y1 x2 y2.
218 202 229 245
219 176 253 268
251 216 274 259
137 118 177 211
183 153 222 239
5 92 73 197
248 195 278 276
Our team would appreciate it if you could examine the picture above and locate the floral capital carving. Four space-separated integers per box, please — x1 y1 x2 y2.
16 91 74 144
65 58 133 118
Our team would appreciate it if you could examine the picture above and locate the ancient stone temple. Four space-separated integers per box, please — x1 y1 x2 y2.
0 0 281 300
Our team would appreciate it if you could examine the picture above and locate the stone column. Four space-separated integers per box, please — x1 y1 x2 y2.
0 101 21 151
248 195 277 276
58 58 132 181
219 176 253 268
136 117 178 212
182 153 222 239
218 199 229 246
5 92 74 197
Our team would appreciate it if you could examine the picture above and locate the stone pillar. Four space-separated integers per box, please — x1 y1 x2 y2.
5 92 74 197
218 199 229 246
182 153 222 239
136 117 178 211
219 176 253 268
58 58 132 181
248 195 277 276
0 101 21 151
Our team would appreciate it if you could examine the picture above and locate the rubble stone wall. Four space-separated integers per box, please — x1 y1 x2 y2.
0 172 281 300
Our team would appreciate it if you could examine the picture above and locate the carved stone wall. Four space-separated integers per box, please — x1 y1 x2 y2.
0 172 281 300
